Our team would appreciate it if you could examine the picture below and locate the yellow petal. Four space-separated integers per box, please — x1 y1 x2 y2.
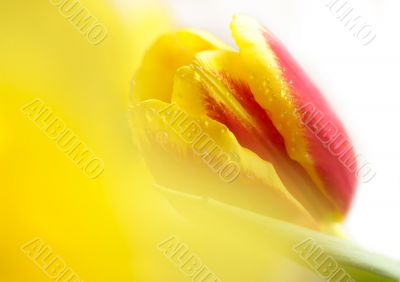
171 50 335 223
231 14 341 221
131 100 317 228
133 29 231 103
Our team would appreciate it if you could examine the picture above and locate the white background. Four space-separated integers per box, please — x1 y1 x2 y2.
164 0 400 260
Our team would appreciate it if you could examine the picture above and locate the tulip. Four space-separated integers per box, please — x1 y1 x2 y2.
131 15 358 230
130 15 400 282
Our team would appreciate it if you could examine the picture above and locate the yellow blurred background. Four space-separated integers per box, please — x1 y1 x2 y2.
0 0 175 281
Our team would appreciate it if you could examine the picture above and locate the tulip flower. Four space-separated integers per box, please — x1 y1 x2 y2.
131 15 357 230
131 14 400 282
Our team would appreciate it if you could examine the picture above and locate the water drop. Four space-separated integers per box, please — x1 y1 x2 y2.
246 170 255 179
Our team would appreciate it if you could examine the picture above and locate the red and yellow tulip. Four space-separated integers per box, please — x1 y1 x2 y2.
129 15 400 282
131 15 358 230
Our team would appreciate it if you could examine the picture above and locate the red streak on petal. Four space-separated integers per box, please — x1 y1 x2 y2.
262 29 357 213
201 74 335 218
202 74 286 162
223 75 288 155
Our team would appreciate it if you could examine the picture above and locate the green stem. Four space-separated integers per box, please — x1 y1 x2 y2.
156 184 400 282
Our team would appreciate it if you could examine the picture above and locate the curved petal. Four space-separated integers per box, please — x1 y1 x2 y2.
133 29 231 103
231 15 357 217
171 50 339 223
131 100 317 228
